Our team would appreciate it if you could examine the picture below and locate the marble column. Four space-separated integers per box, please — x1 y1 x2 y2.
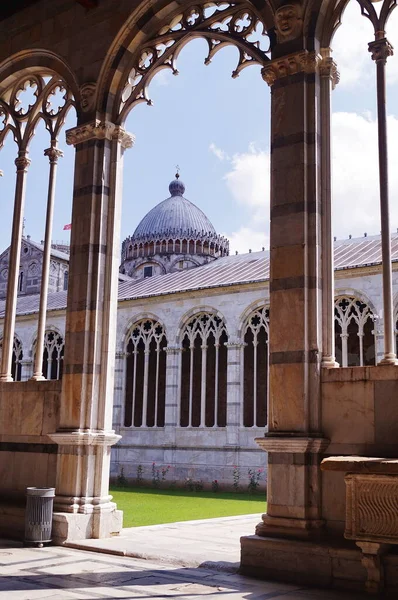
163 345 182 454
319 49 339 369
249 50 329 540
225 337 245 447
48 120 134 542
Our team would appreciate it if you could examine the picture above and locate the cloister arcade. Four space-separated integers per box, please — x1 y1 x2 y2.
1 0 398 594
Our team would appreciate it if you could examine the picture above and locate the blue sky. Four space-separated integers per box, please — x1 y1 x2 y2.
1 0 398 256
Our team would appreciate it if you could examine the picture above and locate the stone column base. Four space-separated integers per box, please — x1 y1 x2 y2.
52 509 123 544
255 514 325 539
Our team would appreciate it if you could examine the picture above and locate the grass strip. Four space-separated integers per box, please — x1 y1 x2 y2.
110 486 266 528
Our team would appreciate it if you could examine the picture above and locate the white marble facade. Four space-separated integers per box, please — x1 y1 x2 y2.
1 238 397 489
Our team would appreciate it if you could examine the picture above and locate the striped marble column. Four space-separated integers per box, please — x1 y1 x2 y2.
49 120 134 542
252 51 329 538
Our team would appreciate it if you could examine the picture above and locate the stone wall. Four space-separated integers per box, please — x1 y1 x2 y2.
0 380 61 538
321 365 398 533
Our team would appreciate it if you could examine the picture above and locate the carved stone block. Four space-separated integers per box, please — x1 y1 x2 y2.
345 473 398 544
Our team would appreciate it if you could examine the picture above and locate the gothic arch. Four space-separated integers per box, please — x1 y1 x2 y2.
0 333 23 381
0 49 79 101
123 315 168 428
334 291 377 367
241 303 269 427
98 0 276 123
179 308 229 428
176 305 228 344
121 311 168 352
238 298 270 338
32 326 65 380
335 287 378 317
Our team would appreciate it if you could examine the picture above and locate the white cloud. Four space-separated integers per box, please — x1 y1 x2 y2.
224 144 270 208
209 143 270 253
332 111 398 238
225 227 269 255
210 111 398 253
209 143 229 161
333 0 398 88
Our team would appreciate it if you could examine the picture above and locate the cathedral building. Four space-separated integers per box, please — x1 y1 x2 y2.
0 175 396 487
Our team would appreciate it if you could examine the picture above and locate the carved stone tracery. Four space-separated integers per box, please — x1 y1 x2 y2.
0 74 75 151
119 2 271 116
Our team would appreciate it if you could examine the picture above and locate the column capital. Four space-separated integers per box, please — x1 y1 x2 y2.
66 120 135 149
261 50 321 86
225 340 245 349
319 54 340 90
164 345 183 355
368 38 394 65
15 154 31 171
44 146 64 163
48 429 121 447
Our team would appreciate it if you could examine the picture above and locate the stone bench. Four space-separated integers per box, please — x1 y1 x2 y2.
321 456 398 594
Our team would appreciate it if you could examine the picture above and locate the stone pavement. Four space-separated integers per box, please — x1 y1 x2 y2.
0 538 365 600
65 515 261 570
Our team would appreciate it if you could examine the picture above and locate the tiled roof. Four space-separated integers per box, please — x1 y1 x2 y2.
334 234 398 270
1 234 397 318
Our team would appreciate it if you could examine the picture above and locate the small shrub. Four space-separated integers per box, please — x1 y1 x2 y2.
185 477 195 492
194 480 204 492
161 465 171 481
136 464 144 485
152 462 161 488
117 467 128 487
211 479 219 492
247 468 263 493
233 465 240 492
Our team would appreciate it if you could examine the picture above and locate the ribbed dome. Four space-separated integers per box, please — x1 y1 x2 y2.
132 178 216 239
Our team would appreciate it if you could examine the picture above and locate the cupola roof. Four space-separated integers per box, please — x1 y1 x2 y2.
132 174 217 239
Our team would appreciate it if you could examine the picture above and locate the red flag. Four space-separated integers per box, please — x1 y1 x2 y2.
63 224 72 231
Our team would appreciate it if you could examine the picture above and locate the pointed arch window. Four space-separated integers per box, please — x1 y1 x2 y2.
34 330 65 380
18 271 24 292
124 319 167 428
243 306 269 427
180 312 228 428
334 296 376 367
0 336 23 381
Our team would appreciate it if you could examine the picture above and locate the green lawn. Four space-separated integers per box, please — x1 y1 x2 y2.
110 486 267 528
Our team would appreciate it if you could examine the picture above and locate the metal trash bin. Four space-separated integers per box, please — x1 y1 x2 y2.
24 487 55 547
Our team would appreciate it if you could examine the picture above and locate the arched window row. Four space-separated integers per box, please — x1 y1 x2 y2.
334 296 376 367
124 319 167 428
124 237 229 259
33 330 65 380
122 297 378 430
